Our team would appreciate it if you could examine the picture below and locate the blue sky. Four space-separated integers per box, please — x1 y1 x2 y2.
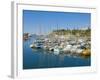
23 10 91 35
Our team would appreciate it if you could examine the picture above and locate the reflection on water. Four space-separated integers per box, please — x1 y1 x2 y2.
23 37 91 69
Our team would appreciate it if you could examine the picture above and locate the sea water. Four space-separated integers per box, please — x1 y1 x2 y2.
23 36 90 69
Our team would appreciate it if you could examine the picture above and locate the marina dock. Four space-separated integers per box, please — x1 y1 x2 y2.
29 28 91 56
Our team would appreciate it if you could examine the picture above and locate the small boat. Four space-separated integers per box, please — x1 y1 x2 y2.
76 49 83 54
70 48 77 53
53 48 60 55
49 47 54 51
30 38 45 49
82 49 90 56
35 43 43 49
30 44 34 48
63 45 72 53
51 45 60 55
54 48 60 53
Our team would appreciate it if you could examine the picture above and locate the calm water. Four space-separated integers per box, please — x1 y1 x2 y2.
23 37 91 69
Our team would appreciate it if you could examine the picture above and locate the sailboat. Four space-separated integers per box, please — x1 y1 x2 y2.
30 24 45 49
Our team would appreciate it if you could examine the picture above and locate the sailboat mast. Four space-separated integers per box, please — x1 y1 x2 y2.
39 24 42 35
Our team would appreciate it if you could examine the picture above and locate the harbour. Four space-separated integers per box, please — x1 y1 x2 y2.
23 30 91 69
23 10 91 69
